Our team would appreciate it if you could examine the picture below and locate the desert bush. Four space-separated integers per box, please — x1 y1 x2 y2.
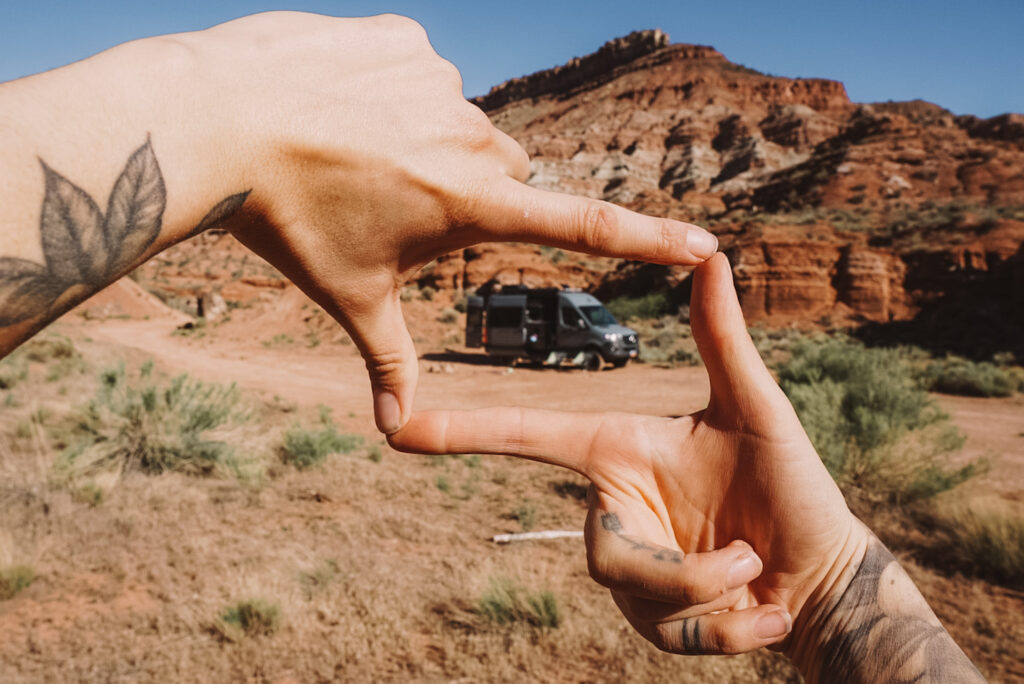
918 357 1016 397
217 599 281 640
630 317 699 366
437 307 459 324
0 565 34 601
476 576 560 629
54 362 247 479
419 285 436 301
605 291 674 322
777 338 977 503
21 334 76 363
0 355 28 389
921 499 1024 587
279 408 362 469
511 501 537 532
299 560 340 599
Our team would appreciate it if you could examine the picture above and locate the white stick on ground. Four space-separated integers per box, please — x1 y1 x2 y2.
491 530 584 544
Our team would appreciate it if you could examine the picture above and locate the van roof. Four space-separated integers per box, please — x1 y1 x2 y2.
488 291 604 308
561 292 602 307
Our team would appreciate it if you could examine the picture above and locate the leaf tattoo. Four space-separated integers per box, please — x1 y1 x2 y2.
0 137 249 328
185 190 251 239
0 258 62 326
103 138 166 275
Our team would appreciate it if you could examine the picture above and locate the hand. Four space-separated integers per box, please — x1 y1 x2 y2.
177 12 718 433
389 253 868 657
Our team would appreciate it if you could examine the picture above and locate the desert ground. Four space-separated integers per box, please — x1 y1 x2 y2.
0 270 1022 684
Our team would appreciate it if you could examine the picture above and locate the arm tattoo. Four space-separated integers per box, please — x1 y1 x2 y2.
0 137 249 327
600 511 623 533
816 538 985 683
599 512 683 564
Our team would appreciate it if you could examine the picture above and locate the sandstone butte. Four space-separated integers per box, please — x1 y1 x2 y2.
418 30 1024 359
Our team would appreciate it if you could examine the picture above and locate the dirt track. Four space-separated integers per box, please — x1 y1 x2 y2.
84 317 1024 491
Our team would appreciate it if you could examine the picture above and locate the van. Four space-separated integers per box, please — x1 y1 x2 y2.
464 286 639 370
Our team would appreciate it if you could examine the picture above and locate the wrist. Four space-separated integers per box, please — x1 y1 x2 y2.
783 518 871 681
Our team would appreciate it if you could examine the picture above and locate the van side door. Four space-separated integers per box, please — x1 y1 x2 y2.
556 302 589 351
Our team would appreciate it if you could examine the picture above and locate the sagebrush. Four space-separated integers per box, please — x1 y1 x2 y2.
476 576 560 629
776 338 977 503
53 361 247 480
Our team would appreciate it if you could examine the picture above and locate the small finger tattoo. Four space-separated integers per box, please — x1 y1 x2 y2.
680 617 704 653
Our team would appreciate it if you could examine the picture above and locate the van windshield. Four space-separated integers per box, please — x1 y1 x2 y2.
580 305 617 326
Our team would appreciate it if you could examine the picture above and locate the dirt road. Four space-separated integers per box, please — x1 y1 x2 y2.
82 317 1023 490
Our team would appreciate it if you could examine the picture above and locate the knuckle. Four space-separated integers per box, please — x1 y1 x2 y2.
580 202 619 253
436 57 463 86
651 622 684 654
657 219 678 260
364 348 406 381
449 105 496 153
385 14 427 39
586 551 616 587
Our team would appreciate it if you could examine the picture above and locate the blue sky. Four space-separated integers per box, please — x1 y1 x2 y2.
2 0 1022 117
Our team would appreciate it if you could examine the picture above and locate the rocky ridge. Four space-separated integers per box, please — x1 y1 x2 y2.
429 29 1024 357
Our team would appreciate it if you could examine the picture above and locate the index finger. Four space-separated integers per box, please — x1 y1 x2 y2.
470 177 718 265
387 407 610 476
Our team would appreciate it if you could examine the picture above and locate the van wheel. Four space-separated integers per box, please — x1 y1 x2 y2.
581 350 603 372
612 359 629 369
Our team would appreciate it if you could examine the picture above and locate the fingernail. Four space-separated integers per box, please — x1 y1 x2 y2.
374 392 401 434
754 610 792 640
687 228 718 259
726 552 761 589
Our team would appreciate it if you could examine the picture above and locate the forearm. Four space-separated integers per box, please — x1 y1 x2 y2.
788 525 984 683
0 33 249 354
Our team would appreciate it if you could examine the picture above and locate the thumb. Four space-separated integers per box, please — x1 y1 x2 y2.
690 253 789 426
345 292 418 434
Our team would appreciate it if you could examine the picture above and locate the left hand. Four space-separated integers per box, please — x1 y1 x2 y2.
182 12 719 434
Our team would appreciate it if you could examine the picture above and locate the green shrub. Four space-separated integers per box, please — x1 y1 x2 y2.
22 334 76 362
437 307 459 324
919 358 1015 397
605 291 674 322
0 355 28 389
299 560 339 598
512 501 537 532
777 338 976 503
54 363 246 479
0 565 35 601
476 577 560 629
280 409 362 470
219 599 281 639
420 286 436 301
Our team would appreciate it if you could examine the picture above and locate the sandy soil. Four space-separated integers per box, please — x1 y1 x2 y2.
1 303 1022 683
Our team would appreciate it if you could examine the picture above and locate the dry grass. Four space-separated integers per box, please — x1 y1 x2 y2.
0 325 1020 682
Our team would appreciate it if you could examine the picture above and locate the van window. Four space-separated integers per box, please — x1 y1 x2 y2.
561 306 584 327
580 305 617 326
488 306 522 328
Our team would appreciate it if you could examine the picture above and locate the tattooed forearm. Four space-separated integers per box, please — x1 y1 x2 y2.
0 137 249 329
599 512 683 564
811 537 985 683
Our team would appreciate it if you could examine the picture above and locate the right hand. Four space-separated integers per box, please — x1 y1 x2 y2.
390 253 869 657
173 12 719 434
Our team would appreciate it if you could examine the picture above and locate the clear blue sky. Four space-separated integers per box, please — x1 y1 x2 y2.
2 0 1021 117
